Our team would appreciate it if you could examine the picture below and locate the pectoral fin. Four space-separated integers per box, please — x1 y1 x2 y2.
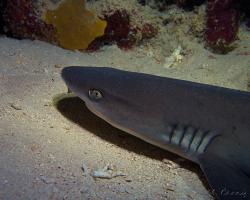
198 152 250 200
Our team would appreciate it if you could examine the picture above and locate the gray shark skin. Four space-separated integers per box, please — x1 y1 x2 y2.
61 66 250 200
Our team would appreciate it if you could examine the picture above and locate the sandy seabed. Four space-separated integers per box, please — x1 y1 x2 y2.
0 14 249 199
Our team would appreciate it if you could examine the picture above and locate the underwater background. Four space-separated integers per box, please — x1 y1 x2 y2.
0 0 249 199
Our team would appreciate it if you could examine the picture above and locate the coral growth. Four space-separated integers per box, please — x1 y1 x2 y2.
88 10 137 51
44 0 107 50
3 0 106 50
88 9 158 51
103 10 137 49
2 1 157 51
1 0 250 53
3 0 56 42
205 0 240 52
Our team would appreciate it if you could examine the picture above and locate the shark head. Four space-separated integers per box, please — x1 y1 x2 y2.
61 66 165 140
61 66 250 199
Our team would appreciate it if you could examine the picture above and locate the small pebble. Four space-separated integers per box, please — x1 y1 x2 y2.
82 162 88 176
125 177 132 182
54 64 62 68
10 103 22 110
91 164 126 179
31 143 40 152
64 126 71 131
40 176 56 184
80 187 89 194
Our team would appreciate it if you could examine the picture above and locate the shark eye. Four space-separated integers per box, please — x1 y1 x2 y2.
88 89 103 100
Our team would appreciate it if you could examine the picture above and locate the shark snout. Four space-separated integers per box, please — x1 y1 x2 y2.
61 66 88 94
61 66 76 83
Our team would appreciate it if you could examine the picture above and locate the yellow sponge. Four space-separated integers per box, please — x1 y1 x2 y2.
44 0 107 50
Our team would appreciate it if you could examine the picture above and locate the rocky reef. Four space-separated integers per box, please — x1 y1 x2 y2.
138 0 249 53
1 0 157 51
0 0 249 53
2 0 107 50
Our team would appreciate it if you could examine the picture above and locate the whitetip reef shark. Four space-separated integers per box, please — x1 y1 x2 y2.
61 66 250 200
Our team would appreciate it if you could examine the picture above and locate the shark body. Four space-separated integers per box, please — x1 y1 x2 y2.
62 66 250 200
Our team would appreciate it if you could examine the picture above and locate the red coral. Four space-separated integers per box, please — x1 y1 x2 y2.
104 10 137 49
3 0 55 42
88 9 157 51
88 10 137 51
205 0 240 52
